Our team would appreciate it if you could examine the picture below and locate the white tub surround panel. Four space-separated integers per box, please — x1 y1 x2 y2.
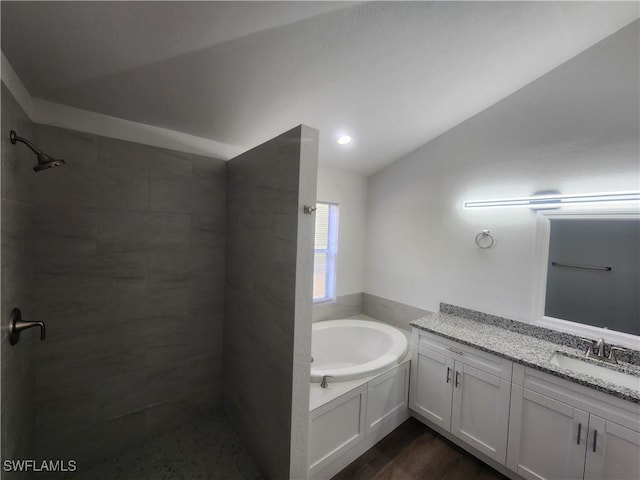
308 361 410 480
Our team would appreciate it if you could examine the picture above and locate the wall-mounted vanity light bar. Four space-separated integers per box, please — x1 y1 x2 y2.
463 191 640 209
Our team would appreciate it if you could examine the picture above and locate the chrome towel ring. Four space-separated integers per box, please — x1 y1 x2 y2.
475 230 495 249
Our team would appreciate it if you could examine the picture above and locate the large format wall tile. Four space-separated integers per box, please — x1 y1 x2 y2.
150 171 226 215
312 292 364 322
21 122 228 470
97 211 191 253
1 200 32 269
362 293 428 331
1 84 228 476
224 125 317 480
1 83 36 479
32 207 97 255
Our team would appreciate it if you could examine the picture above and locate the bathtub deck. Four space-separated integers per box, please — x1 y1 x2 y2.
62 412 263 480
310 333 412 412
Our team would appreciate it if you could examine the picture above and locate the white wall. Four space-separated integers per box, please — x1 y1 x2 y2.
317 165 367 296
365 21 639 323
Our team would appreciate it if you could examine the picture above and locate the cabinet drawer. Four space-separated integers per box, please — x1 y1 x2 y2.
417 331 512 381
515 364 640 430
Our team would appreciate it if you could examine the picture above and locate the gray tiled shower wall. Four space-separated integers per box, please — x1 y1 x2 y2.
223 126 318 480
1 83 37 480
1 84 227 473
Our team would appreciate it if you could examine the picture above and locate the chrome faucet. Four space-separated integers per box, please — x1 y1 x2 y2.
584 337 625 364
320 375 333 388
584 337 606 358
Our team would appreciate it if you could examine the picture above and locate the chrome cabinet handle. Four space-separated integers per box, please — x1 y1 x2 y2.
447 347 464 355
446 367 451 383
455 371 460 388
593 429 598 453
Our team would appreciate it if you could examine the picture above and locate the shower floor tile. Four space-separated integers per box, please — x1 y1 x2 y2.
63 412 263 480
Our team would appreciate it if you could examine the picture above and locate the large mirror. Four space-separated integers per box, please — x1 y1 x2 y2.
533 209 640 347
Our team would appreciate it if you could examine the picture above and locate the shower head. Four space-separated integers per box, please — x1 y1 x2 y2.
33 153 65 171
9 130 66 172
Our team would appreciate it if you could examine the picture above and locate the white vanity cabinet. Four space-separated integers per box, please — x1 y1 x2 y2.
410 330 513 465
584 415 640 480
507 364 640 480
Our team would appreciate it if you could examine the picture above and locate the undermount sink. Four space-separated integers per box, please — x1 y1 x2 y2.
549 352 640 391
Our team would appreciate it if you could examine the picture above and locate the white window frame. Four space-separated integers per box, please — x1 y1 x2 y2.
313 202 339 304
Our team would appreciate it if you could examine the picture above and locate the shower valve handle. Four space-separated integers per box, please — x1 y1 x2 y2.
8 308 46 345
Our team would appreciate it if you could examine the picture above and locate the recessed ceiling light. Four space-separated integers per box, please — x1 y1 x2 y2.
337 135 352 145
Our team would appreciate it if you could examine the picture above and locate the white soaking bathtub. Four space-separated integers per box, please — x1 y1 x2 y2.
310 319 408 382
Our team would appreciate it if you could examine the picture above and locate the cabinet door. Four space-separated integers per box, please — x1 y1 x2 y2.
366 362 409 433
451 362 511 465
410 345 454 431
584 415 640 480
308 385 367 476
507 385 588 480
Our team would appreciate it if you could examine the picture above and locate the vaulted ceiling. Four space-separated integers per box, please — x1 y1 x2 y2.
2 1 638 175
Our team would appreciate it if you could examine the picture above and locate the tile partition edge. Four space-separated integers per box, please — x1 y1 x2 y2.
439 303 640 365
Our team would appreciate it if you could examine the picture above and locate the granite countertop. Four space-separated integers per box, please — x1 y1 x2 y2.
410 312 640 404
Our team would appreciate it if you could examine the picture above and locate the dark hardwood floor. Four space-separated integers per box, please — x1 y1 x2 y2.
331 418 509 480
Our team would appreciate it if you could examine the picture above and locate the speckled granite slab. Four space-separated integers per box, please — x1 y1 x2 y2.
440 303 640 365
411 311 640 404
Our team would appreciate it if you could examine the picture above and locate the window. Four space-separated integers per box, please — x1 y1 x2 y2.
313 202 339 303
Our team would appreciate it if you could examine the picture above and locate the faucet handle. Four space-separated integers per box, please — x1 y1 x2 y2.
608 347 626 364
581 338 595 356
8 308 46 346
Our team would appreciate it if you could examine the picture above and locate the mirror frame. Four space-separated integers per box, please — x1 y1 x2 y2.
532 207 640 349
